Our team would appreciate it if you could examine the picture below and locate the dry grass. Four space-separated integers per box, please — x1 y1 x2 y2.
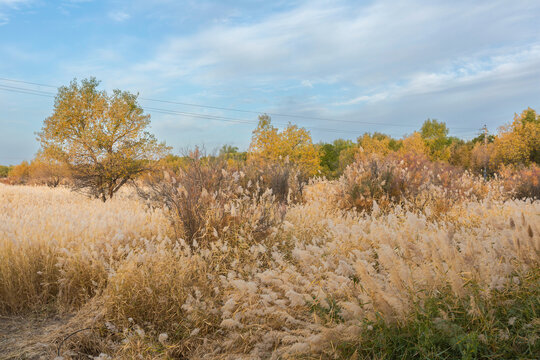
0 185 170 314
0 173 538 358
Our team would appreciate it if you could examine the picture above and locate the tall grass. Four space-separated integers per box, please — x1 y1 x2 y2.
0 185 170 313
0 160 538 358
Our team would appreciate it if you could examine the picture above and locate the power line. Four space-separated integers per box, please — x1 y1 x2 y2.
0 76 480 130
145 107 372 135
0 77 58 89
0 84 55 98
0 85 365 135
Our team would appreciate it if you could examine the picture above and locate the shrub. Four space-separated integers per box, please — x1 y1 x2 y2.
337 153 489 215
499 164 540 200
7 161 30 184
137 150 287 247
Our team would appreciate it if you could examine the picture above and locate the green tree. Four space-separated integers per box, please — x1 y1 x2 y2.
37 78 170 201
219 144 247 162
0 165 11 178
421 119 451 161
319 139 354 178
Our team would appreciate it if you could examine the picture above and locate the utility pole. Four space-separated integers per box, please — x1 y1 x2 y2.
483 124 488 181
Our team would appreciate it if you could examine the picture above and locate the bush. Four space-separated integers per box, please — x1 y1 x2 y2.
7 161 30 184
338 153 489 215
137 150 288 247
499 164 540 200
1 180 538 358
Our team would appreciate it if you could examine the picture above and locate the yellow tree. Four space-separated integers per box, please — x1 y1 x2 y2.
356 133 394 159
399 132 428 156
37 78 170 201
29 152 71 187
494 108 540 166
7 161 30 184
248 114 320 176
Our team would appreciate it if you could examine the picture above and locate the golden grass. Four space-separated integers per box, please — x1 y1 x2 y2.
0 181 538 358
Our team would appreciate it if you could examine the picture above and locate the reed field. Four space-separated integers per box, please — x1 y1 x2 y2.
0 157 538 359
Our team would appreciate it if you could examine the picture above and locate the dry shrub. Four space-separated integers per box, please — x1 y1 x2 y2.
338 153 490 215
137 151 299 247
499 163 540 200
243 160 306 203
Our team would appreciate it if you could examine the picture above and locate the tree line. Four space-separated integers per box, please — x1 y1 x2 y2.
1 78 538 200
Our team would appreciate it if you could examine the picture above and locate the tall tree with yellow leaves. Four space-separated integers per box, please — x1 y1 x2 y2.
494 108 540 166
248 114 320 176
37 78 170 201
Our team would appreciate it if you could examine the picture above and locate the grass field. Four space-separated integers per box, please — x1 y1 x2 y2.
0 178 538 359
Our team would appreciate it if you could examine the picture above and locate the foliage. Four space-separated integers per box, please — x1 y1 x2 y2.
399 131 428 156
357 132 398 159
338 152 490 215
421 118 452 161
448 139 471 168
493 107 540 166
0 181 537 358
28 152 71 187
499 163 540 200
0 165 11 178
3 102 540 358
137 149 286 247
319 139 354 178
7 161 30 184
249 114 320 176
37 78 169 201
6 155 70 186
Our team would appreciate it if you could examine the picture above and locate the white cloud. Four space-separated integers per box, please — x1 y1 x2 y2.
0 0 31 25
130 0 539 88
337 44 540 106
0 0 31 5
108 10 130 22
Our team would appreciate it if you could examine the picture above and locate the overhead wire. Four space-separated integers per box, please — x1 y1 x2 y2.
0 76 480 131
0 85 368 134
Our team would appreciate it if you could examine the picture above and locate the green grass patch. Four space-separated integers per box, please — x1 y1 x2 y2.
338 270 539 359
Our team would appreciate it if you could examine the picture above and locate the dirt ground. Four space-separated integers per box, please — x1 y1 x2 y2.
0 315 71 360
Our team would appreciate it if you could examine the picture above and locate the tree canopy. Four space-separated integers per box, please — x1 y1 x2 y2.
37 78 169 201
249 114 320 176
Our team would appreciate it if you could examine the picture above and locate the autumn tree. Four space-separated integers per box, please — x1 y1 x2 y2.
37 78 169 201
493 108 540 166
399 132 427 156
356 132 401 159
421 118 451 161
248 115 320 176
7 161 30 184
29 152 71 187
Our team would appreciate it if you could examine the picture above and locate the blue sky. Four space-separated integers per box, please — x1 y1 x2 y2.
1 0 539 164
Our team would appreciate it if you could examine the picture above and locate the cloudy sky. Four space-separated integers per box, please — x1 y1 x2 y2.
1 0 539 164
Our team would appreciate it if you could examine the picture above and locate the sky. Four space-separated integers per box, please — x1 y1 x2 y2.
0 0 539 164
